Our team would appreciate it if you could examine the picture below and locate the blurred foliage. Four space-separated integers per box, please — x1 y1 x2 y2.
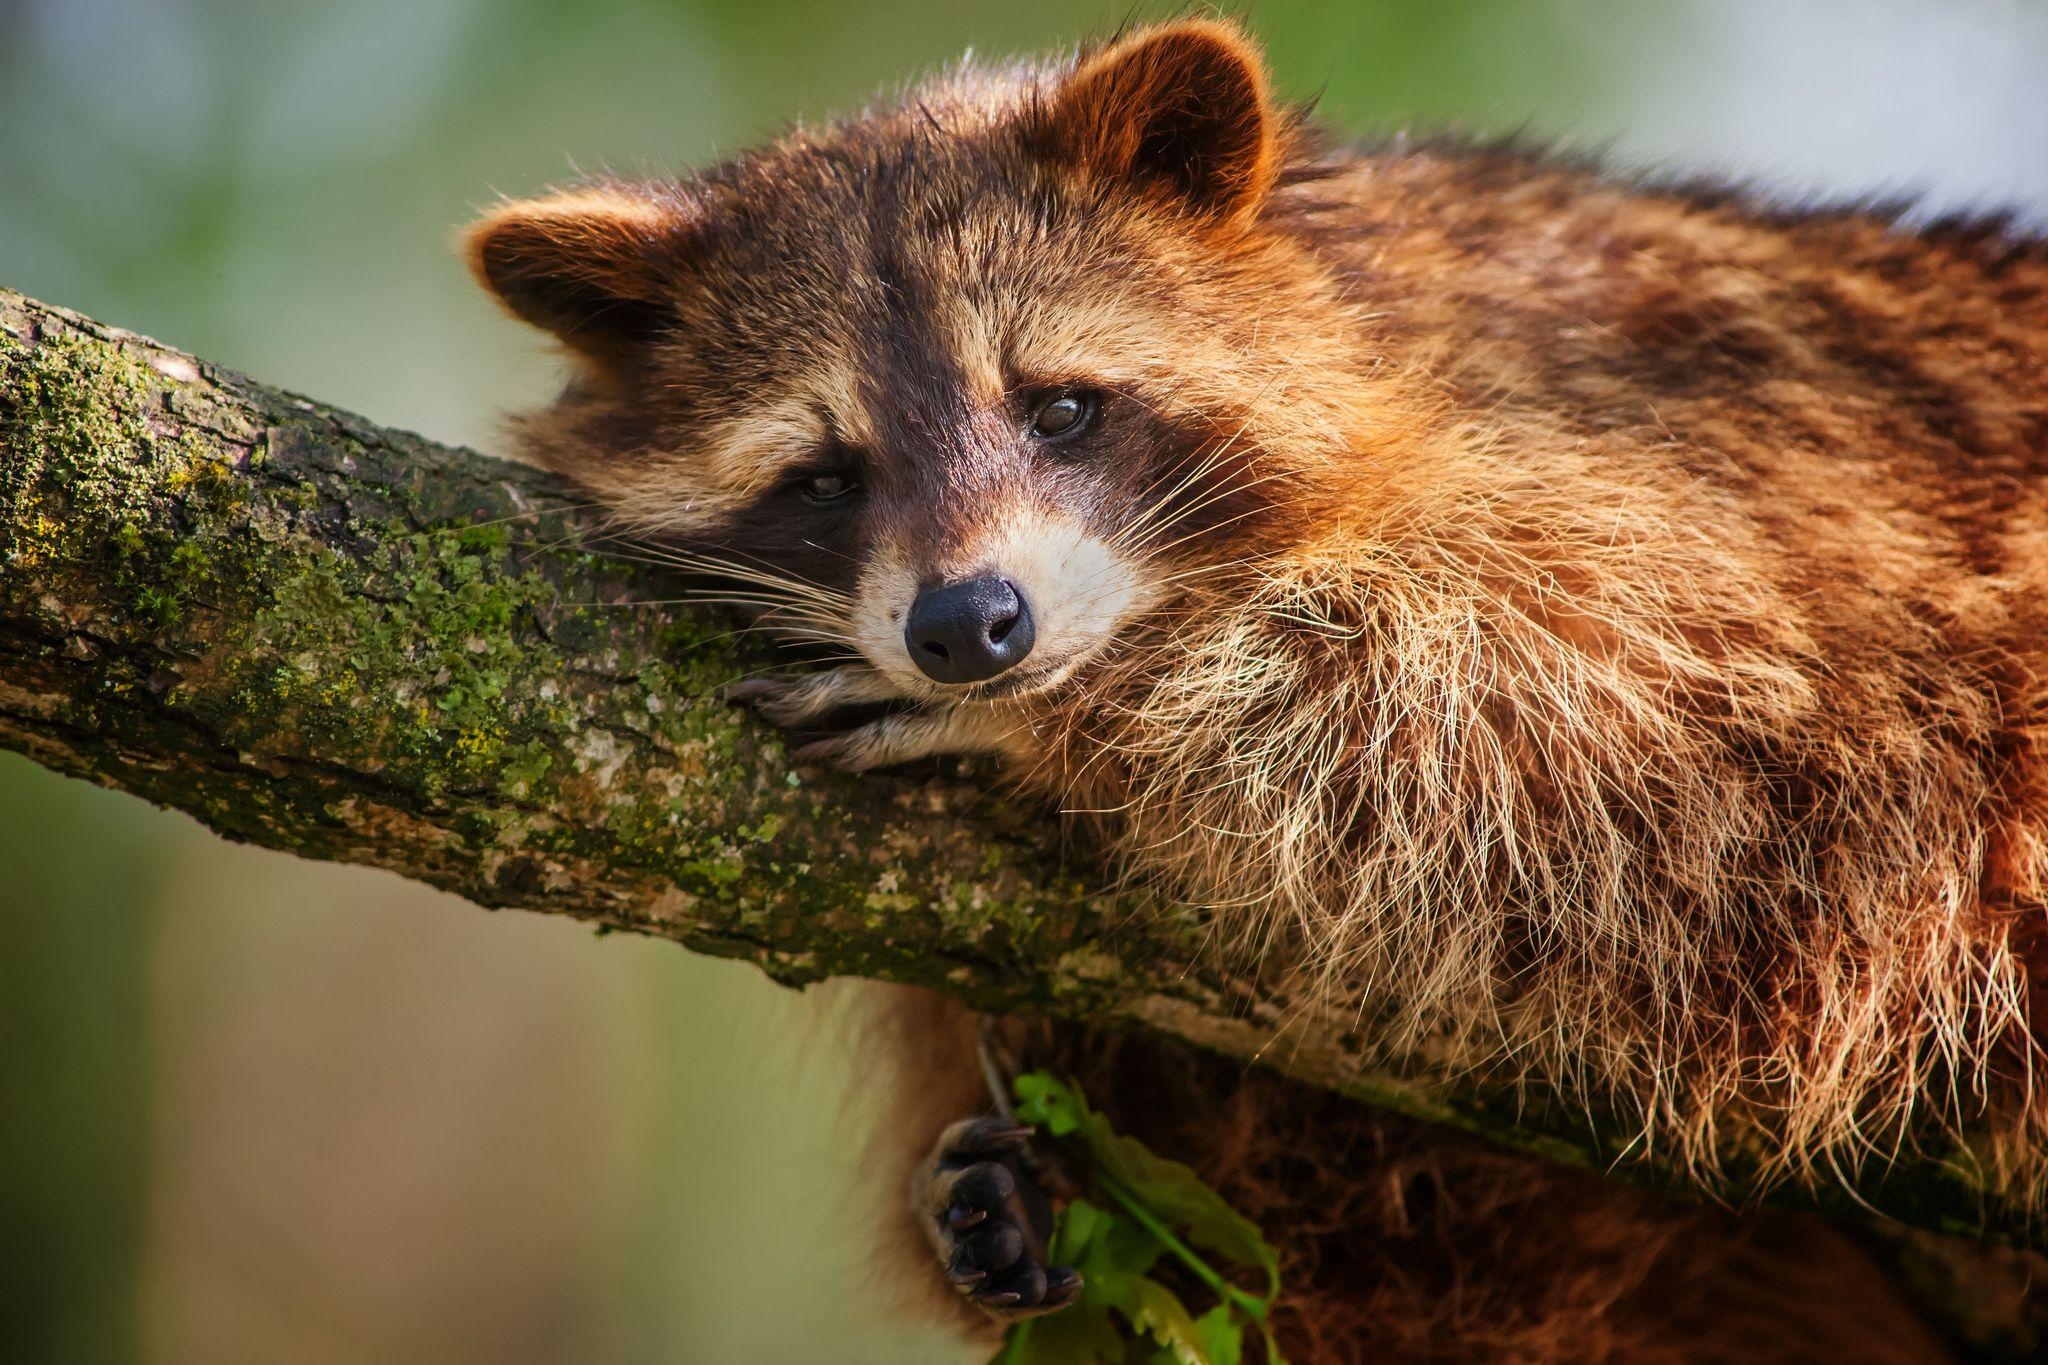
1 1 2041 1362
0 765 167 1365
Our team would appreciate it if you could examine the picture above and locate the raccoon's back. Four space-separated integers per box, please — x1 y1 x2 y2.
1289 144 2048 555
1291 144 2048 881
1042 149 2048 1186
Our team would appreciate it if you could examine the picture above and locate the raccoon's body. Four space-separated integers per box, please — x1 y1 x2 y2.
466 21 2048 1361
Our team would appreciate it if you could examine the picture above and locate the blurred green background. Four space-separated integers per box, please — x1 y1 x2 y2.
1 2 2042 1362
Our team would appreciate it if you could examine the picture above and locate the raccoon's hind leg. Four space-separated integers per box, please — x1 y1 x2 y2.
914 1115 1084 1322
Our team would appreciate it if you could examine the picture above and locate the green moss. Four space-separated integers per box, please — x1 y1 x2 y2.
1 330 207 565
0 324 273 669
455 520 512 555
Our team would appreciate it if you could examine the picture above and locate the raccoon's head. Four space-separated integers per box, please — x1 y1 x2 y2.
466 21 1350 704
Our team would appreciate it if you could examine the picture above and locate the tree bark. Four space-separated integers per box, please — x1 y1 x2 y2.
0 288 2031 1250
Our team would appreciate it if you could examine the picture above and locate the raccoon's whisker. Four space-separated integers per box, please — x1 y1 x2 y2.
675 593 838 616
590 539 797 580
661 572 836 600
666 597 859 647
1145 558 1269 590
447 499 613 537
641 553 854 608
678 581 852 615
666 623 793 652
558 543 705 572
727 651 869 674
1111 435 1259 552
711 543 863 589
532 529 630 558
689 596 854 631
1113 448 1268 554
799 538 860 563
560 598 740 609
1109 426 1253 549
770 630 863 649
687 570 851 610
536 514 700 557
754 615 857 641
1136 467 1304 546
611 542 795 578
679 653 876 704
1141 508 1299 571
727 597 854 628
560 582 846 611
1136 490 1306 562
1111 371 1297 550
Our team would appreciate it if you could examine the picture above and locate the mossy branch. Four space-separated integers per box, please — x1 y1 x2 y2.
0 288 2032 1253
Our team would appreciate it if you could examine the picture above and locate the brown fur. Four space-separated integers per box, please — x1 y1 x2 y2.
465 20 2048 1360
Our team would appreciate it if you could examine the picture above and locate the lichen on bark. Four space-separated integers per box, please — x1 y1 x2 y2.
0 287 2034 1252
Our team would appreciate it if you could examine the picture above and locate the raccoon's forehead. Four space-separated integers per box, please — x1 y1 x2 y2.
661 128 1188 412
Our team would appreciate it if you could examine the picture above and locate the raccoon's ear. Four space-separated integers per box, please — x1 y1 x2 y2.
1042 20 1279 221
462 187 694 364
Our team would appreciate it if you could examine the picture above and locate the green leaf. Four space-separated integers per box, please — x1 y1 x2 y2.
1193 1306 1245 1365
1121 1276 1213 1364
998 1073 1289 1365
1015 1073 1281 1299
1005 1299 1127 1364
1012 1070 1085 1138
1047 1197 1108 1267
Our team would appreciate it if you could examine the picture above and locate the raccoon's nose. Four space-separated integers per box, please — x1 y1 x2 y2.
904 576 1036 684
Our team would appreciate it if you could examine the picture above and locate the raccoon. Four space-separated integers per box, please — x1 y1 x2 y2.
464 20 2047 1361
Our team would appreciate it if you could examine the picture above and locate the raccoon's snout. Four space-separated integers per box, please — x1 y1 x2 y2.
905 576 1036 684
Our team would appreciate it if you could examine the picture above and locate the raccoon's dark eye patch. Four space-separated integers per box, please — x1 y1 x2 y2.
1027 390 1100 443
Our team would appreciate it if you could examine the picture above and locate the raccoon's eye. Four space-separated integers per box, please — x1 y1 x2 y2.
1028 390 1100 442
798 471 858 503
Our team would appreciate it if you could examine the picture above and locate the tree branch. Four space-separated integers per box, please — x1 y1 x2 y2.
0 288 2028 1247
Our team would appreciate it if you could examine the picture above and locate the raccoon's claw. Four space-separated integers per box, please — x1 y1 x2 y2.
916 1116 1083 1324
723 674 797 708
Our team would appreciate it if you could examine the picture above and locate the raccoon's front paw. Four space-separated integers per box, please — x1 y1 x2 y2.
788 713 948 771
725 667 901 728
916 1116 1083 1323
730 669 1017 770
